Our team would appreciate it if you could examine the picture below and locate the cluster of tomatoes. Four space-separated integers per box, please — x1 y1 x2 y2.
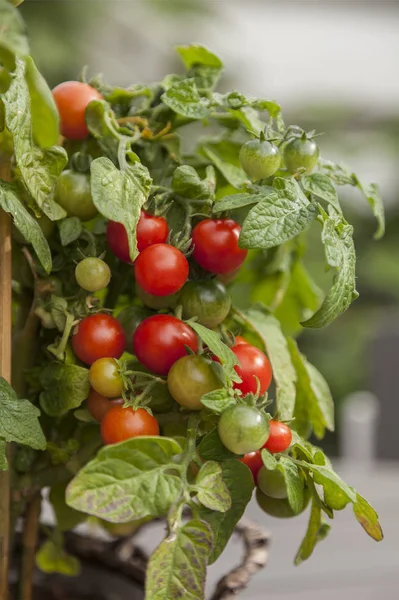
53 79 297 514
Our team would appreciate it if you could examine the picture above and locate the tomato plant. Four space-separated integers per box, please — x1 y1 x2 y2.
133 314 198 375
101 406 159 445
192 219 248 275
0 10 384 599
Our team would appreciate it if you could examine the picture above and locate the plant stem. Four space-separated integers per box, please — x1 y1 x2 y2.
18 492 41 600
0 162 12 599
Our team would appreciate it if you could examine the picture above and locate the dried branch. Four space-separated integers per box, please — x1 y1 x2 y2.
18 492 42 600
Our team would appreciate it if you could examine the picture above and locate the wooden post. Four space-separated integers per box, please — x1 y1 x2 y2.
0 162 12 598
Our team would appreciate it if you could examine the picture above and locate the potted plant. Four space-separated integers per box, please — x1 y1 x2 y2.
0 1 384 598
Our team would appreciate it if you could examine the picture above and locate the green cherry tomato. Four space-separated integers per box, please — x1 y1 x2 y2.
117 306 153 354
167 355 223 410
135 282 179 310
55 170 98 221
75 257 111 292
218 405 270 455
256 487 311 519
239 139 281 181
89 357 124 398
257 466 288 499
180 279 231 329
283 136 320 174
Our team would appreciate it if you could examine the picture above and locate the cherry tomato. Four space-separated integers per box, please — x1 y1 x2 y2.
72 314 126 365
240 451 263 484
135 282 179 310
106 212 169 263
257 466 288 499
134 244 188 297
89 357 124 398
75 257 111 292
192 219 247 275
106 221 131 263
117 306 153 354
239 139 281 181
133 314 198 376
180 280 231 329
256 488 310 519
55 170 97 221
167 355 223 410
263 420 292 454
52 81 102 140
218 405 269 455
283 136 319 174
232 344 272 397
86 389 123 423
101 406 159 445
234 335 250 346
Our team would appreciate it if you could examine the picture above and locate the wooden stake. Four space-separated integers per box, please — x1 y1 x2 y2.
0 160 12 599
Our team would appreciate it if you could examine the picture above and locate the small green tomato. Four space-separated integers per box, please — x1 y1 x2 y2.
239 139 281 181
75 257 111 292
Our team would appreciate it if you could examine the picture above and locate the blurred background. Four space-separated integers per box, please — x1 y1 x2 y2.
19 1 399 596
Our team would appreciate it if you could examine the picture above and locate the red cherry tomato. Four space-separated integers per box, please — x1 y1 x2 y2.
234 335 250 346
133 314 198 375
101 406 159 445
240 451 263 484
72 314 126 365
192 219 248 275
232 343 272 397
106 212 169 263
134 244 188 297
263 420 292 454
86 389 123 423
52 81 102 140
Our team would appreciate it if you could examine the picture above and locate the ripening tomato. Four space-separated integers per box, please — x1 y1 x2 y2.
167 355 223 410
134 244 188 297
263 420 292 454
72 314 126 365
52 81 102 140
86 389 123 423
234 335 250 346
240 451 263 484
218 405 270 455
89 357 124 398
180 279 231 329
106 211 169 263
133 314 198 375
232 343 272 397
101 406 159 445
192 219 247 275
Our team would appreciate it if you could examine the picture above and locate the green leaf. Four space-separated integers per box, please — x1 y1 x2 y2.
196 461 231 512
25 56 59 148
297 460 357 503
197 459 254 563
277 456 304 514
49 295 68 332
301 173 341 212
198 428 237 462
295 500 328 565
320 160 355 186
200 389 235 414
0 377 46 450
0 180 52 273
40 363 90 417
172 165 213 199
201 141 247 189
354 179 385 240
188 321 239 382
36 539 80 576
58 217 82 246
242 308 297 420
49 481 86 532
302 210 357 328
90 157 151 261
323 480 351 511
162 78 210 119
240 178 318 249
0 1 29 68
261 448 277 470
353 493 383 541
66 437 183 523
176 44 223 70
288 338 334 439
213 191 271 213
3 60 67 220
0 440 7 471
85 99 122 159
145 519 213 600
